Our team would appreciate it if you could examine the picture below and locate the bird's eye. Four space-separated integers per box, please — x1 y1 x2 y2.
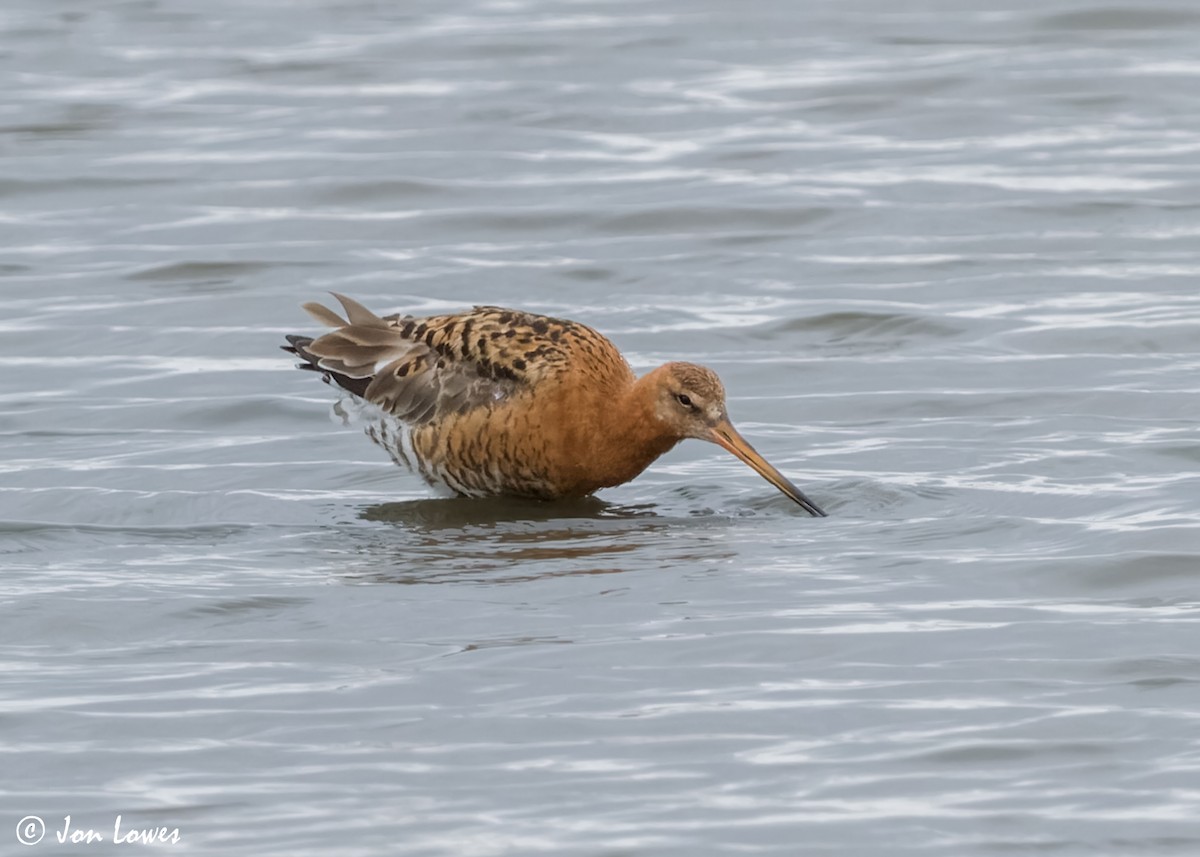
675 393 694 409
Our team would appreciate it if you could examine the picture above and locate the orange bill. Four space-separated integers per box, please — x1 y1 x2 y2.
709 420 827 517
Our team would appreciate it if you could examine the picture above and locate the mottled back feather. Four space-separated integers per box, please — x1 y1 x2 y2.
293 293 631 427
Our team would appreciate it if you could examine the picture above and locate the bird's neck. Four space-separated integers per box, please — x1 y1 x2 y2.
584 371 680 491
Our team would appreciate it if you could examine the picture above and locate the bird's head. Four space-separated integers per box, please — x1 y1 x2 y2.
646 362 826 517
652 362 729 439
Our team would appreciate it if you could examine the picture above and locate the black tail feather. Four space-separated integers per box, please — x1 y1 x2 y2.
282 334 371 398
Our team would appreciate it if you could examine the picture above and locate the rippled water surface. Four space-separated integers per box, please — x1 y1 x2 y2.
4 0 1200 854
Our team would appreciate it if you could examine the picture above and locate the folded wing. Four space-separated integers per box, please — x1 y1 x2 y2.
287 293 559 426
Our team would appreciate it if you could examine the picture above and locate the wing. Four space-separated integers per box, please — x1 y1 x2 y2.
289 293 628 427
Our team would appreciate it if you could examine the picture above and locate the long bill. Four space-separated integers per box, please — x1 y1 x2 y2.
709 420 827 517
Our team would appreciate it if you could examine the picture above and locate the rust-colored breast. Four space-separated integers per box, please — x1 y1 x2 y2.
393 307 639 498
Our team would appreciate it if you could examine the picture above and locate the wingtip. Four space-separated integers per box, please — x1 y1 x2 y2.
302 300 349 328
330 292 389 329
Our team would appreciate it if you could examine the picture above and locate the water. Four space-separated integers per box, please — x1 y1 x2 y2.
4 0 1200 853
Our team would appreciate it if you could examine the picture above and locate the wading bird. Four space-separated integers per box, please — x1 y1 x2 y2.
284 294 826 516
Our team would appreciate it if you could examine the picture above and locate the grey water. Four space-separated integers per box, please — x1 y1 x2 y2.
3 0 1200 854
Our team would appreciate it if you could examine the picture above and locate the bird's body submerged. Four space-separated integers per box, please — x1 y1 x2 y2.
284 295 825 516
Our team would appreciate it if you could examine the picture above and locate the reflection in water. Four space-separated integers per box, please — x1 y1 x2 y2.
339 496 735 585
359 495 645 528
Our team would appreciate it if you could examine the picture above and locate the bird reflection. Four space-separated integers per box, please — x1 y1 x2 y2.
334 496 733 585
359 494 643 529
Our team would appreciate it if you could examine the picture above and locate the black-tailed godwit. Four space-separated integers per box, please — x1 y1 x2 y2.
284 294 825 516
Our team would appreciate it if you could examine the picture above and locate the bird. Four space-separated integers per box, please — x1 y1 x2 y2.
283 294 826 516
